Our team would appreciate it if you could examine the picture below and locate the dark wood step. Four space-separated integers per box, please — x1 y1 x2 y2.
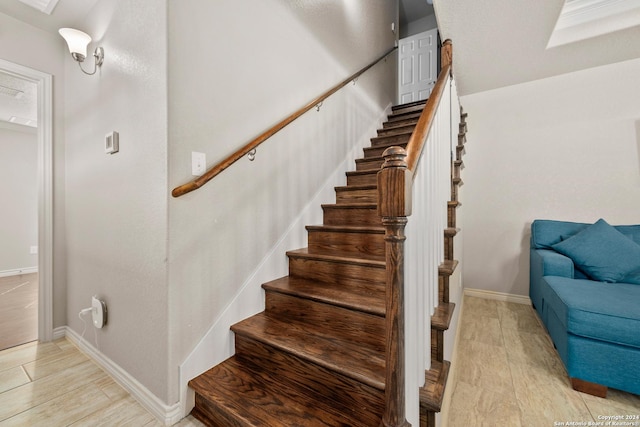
321 203 380 226
346 169 378 186
190 354 382 427
444 227 459 261
306 224 385 257
287 248 386 287
365 139 410 159
448 201 460 228
431 303 455 363
392 99 427 112
390 103 426 117
370 131 413 147
453 160 464 180
438 260 458 304
232 313 386 390
264 290 385 349
458 133 466 145
382 115 420 129
387 110 422 123
456 144 465 161
461 112 468 121
355 156 384 171
419 360 451 427
262 276 385 317
335 184 378 204
459 122 467 133
377 122 416 137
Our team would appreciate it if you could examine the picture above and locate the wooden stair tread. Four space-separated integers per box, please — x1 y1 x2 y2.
346 169 379 177
438 259 459 276
431 302 455 331
306 224 384 234
263 276 385 317
189 356 375 427
287 247 385 265
334 183 377 191
377 122 416 135
391 99 427 111
387 111 422 122
444 227 460 237
420 360 451 412
231 313 386 390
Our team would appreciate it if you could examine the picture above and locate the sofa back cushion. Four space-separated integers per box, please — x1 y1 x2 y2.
551 219 640 283
531 219 640 249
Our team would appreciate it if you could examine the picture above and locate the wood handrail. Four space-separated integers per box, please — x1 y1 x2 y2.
378 39 454 427
171 46 397 198
405 39 452 174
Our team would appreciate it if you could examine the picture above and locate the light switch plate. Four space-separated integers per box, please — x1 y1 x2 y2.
105 131 119 154
192 152 206 176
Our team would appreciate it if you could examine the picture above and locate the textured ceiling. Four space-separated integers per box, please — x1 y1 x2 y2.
0 72 37 127
434 0 640 96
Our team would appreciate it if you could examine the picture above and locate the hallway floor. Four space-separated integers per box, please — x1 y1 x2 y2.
445 295 640 427
0 338 204 426
0 273 38 352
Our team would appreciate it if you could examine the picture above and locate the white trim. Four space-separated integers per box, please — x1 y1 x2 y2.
56 326 182 426
463 288 531 305
0 60 53 343
0 267 38 278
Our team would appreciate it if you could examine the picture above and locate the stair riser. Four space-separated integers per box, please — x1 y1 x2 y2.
383 116 419 128
288 257 386 287
370 133 412 147
439 275 449 304
456 145 465 161
347 172 378 186
448 205 458 228
451 183 460 203
336 188 378 204
265 292 385 349
387 111 422 123
364 142 408 159
307 229 385 257
322 206 381 226
431 329 444 363
390 104 424 117
377 124 415 137
444 236 454 261
234 337 385 426
356 158 384 171
192 394 251 427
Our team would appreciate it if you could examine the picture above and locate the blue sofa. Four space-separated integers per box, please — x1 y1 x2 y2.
530 219 640 397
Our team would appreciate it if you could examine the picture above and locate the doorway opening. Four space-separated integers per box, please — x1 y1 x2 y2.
0 59 53 348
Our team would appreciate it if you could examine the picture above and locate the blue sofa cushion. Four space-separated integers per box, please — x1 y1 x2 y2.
551 219 640 283
542 276 640 349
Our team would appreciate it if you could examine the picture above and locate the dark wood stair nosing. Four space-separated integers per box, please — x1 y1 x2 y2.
431 302 455 331
420 360 451 412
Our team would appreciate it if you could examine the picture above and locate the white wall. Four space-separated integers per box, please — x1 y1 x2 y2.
63 0 170 404
460 58 640 297
0 125 37 272
168 0 398 407
0 12 67 328
401 13 437 39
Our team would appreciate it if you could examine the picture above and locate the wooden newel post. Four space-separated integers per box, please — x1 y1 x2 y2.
442 39 453 74
378 146 412 427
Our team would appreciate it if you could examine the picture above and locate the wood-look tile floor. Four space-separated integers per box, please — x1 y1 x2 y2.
445 295 640 427
0 338 205 426
0 274 38 352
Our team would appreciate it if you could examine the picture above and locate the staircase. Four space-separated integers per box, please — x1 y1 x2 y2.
188 100 467 427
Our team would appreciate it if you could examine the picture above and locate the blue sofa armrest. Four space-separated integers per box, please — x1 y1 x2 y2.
533 249 575 278
530 249 575 313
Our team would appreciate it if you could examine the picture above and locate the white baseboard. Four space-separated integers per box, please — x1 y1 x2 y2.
55 326 181 426
0 267 38 278
464 288 531 305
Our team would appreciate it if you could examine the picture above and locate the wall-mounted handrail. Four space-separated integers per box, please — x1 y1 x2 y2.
171 46 397 198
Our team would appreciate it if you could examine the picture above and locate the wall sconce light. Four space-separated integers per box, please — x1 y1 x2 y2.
58 28 104 75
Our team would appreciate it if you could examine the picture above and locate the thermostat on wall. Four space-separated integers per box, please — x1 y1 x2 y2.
105 131 119 154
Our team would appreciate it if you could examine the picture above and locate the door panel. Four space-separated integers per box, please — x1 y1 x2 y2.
398 29 438 104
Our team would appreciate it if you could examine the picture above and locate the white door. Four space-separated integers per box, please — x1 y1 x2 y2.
398 29 438 104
